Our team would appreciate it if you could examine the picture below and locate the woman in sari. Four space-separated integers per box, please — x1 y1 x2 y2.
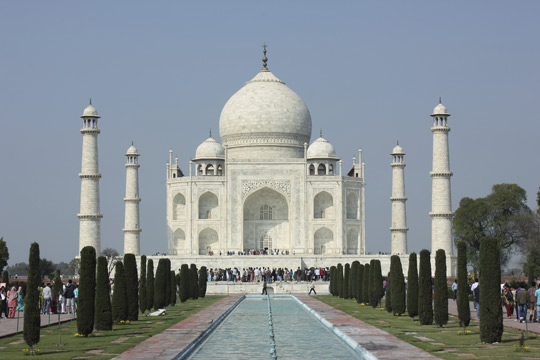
16 286 24 311
7 286 18 318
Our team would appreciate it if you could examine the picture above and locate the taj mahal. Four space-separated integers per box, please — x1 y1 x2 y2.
76 47 456 275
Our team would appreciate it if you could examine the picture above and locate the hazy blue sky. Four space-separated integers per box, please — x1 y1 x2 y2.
1 1 539 266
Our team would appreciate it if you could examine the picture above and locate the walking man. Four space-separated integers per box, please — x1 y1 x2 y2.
516 282 528 323
261 279 268 295
527 281 537 322
452 280 458 301
471 278 480 319
42 283 52 314
309 280 316 295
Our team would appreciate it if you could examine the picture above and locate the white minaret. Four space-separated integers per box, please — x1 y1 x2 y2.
123 144 142 255
390 143 408 254
78 100 103 254
430 99 453 255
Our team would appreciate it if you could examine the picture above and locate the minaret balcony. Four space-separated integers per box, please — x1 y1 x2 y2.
429 171 453 178
390 227 409 232
123 228 142 233
80 128 100 134
123 197 141 202
390 196 407 201
429 212 454 218
390 163 406 167
79 173 102 179
430 126 450 133
77 213 103 219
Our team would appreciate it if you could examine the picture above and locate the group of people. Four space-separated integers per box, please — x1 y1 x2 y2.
502 281 540 323
0 286 24 318
208 249 294 256
207 267 329 283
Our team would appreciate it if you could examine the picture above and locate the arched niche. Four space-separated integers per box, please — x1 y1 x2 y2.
199 191 219 219
314 191 334 219
314 227 333 255
199 228 218 255
173 193 186 220
347 228 359 254
346 191 359 220
173 228 185 254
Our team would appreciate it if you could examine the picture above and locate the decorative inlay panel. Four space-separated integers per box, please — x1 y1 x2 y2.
242 180 291 198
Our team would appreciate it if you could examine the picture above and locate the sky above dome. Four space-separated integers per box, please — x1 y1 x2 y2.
1 1 539 267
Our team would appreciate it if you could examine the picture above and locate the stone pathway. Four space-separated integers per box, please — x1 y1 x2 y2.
447 299 540 334
113 295 243 360
0 312 77 339
295 295 439 359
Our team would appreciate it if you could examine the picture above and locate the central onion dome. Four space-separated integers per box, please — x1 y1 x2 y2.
219 48 312 159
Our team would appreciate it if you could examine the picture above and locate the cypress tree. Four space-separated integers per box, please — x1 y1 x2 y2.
199 266 208 298
124 254 138 321
78 246 97 336
371 260 384 308
52 269 62 312
434 249 448 327
385 271 393 313
146 259 154 310
154 259 167 309
390 255 406 315
407 253 419 320
329 266 337 296
418 249 433 325
351 261 359 301
23 242 40 350
112 261 128 322
343 263 350 299
2 270 8 287
179 264 189 302
189 264 199 300
362 263 370 304
139 255 147 314
368 260 376 306
95 256 113 331
165 259 172 306
337 264 343 298
479 237 503 343
457 242 470 329
356 264 364 304
170 271 177 305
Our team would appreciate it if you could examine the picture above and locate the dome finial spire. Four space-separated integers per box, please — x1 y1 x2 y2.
320 129 323 138
262 42 268 71
439 96 442 104
89 97 92 105
209 128 212 138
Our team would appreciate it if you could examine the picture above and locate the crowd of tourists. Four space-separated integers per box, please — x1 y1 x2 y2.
206 267 329 283
501 281 540 323
0 280 78 318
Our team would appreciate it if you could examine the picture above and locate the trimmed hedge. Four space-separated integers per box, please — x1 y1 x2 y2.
95 256 112 331
330 266 337 296
112 261 128 322
479 237 503 343
457 242 470 328
139 255 147 314
170 270 177 305
390 255 406 315
199 266 208 298
362 263 370 304
407 253 419 319
165 259 171 307
356 264 364 304
343 263 350 299
124 254 138 321
351 261 359 301
179 264 189 303
434 249 448 327
146 259 154 310
189 264 199 300
371 260 383 308
23 243 40 348
418 249 433 325
385 271 392 313
337 264 344 298
78 246 97 335
154 259 167 309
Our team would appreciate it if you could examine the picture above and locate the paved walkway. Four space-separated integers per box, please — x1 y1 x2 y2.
113 295 243 360
447 299 540 334
295 295 438 360
0 311 77 338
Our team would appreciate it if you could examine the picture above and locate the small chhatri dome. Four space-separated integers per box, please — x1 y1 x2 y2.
81 99 100 118
126 145 139 155
432 98 449 116
392 144 404 155
307 136 337 159
195 137 225 160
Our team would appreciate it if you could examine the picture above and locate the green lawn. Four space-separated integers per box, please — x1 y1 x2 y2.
0 296 224 359
317 295 539 359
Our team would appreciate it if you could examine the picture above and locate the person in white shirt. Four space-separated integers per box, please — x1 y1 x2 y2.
42 283 52 314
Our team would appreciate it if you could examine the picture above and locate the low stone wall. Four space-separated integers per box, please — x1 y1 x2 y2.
205 281 330 295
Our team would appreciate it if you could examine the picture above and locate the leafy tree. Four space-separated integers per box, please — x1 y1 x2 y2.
102 248 119 277
362 263 370 304
390 255 406 315
457 242 470 329
199 266 208 298
343 263 350 299
40 258 56 279
371 260 384 308
112 261 128 322
356 264 364 304
170 271 177 305
407 253 419 319
69 258 80 277
479 237 503 343
418 249 433 325
454 184 531 270
146 259 154 310
351 261 359 301
336 263 343 298
434 249 448 327
2 270 8 287
77 246 96 336
23 243 40 350
154 259 167 309
95 256 112 331
139 255 147 314
516 212 540 279
179 264 189 303
329 266 337 296
124 254 138 321
0 237 9 273
189 264 199 300
385 271 392 313
6 262 28 276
